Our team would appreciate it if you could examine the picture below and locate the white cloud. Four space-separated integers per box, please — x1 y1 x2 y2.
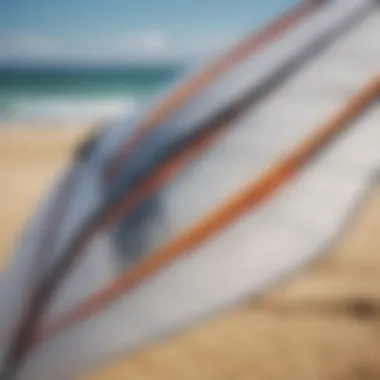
114 30 238 61
0 30 240 64
125 31 167 52
186 34 237 55
115 30 170 60
0 33 56 60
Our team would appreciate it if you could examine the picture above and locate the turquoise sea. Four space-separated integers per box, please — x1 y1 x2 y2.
0 64 183 124
0 0 299 126
0 0 295 127
0 0 301 126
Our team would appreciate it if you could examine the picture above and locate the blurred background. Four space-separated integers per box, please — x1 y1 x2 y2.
0 0 297 126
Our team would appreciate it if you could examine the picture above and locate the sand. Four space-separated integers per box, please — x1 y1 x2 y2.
0 127 379 380
0 126 89 268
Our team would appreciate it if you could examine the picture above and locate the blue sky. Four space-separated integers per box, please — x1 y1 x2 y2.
0 0 297 64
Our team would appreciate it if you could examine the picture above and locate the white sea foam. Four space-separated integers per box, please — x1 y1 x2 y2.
0 95 138 126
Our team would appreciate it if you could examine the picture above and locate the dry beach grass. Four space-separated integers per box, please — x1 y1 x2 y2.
0 127 379 380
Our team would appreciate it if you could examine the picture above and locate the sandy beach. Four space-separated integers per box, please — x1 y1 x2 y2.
0 126 89 268
1 126 380 380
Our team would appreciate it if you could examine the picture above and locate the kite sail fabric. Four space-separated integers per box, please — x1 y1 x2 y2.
1 0 380 378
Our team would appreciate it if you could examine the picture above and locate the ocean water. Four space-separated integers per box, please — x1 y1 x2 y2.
0 0 300 127
0 65 183 125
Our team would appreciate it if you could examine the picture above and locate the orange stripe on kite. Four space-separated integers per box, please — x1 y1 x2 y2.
39 75 380 343
103 0 323 178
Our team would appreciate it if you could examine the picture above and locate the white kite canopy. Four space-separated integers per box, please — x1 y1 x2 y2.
1 0 380 378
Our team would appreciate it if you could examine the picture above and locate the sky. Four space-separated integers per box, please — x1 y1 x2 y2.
0 0 298 65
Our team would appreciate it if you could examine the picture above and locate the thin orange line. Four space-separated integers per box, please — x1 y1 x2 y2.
103 0 323 178
38 75 380 342
102 123 229 228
